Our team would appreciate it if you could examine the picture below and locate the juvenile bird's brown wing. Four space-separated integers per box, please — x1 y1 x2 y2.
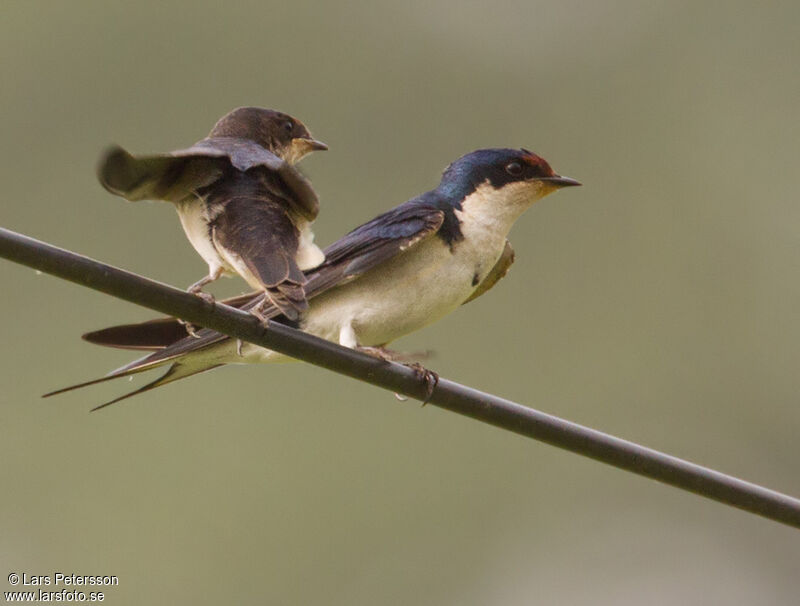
97 145 224 203
97 137 319 219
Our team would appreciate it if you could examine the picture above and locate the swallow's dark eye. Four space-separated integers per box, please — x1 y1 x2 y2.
283 121 294 133
505 161 523 176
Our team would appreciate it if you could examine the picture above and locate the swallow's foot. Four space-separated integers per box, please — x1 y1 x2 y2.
177 318 203 339
187 268 222 300
249 304 271 328
408 362 439 405
196 291 216 305
356 347 438 404
179 285 215 336
356 346 435 363
356 346 395 362
187 286 216 305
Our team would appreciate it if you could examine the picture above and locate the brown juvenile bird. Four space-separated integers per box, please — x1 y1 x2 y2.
97 107 328 321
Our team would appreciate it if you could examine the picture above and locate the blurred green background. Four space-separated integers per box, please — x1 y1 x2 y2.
1 1 798 603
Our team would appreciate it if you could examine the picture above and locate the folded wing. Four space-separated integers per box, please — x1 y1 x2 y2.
211 197 308 320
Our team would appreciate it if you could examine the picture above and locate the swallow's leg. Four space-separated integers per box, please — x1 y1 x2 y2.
248 293 272 328
182 322 202 339
340 324 438 403
187 269 222 304
180 268 223 336
189 290 215 305
408 362 439 405
250 308 271 327
355 345 395 361
177 316 204 339
356 346 438 405
355 346 435 363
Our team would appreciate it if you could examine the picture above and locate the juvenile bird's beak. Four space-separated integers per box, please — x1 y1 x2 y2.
293 137 328 152
300 139 328 151
288 137 329 164
540 175 581 188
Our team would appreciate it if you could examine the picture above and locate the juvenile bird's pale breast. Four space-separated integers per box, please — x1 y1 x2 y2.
295 220 325 271
175 201 228 275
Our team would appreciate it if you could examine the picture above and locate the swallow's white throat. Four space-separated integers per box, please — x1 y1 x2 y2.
454 179 552 237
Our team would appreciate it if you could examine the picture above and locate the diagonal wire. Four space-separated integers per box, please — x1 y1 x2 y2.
1 225 799 530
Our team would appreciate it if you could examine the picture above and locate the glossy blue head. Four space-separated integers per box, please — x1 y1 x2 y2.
437 148 579 202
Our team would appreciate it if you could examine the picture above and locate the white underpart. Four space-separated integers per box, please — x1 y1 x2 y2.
338 321 358 349
295 220 325 270
176 201 228 280
233 179 554 364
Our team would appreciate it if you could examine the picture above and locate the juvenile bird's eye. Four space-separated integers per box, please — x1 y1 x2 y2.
283 121 294 133
505 161 523 176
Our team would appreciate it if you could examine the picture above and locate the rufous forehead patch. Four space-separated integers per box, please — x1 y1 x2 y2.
521 151 555 177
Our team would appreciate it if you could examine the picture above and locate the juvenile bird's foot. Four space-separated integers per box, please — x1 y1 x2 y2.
356 346 438 404
249 297 272 328
187 269 222 301
182 281 216 336
176 318 202 338
187 284 216 305
194 291 216 305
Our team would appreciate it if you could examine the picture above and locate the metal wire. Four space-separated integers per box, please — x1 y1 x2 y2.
1 225 799 530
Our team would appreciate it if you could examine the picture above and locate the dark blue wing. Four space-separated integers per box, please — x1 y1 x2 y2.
310 195 446 291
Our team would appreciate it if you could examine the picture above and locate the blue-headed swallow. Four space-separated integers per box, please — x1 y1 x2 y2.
48 148 580 409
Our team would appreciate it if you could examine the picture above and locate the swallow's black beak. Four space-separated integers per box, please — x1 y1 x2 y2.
540 175 581 187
